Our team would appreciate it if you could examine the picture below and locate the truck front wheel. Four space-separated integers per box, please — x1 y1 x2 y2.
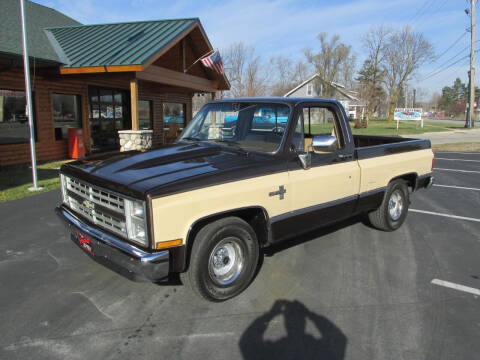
181 217 259 301
368 179 409 231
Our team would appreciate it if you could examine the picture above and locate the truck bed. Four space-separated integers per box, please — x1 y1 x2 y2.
354 135 431 160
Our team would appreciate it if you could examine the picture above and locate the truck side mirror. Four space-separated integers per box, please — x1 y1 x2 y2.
298 151 311 170
291 144 311 170
312 135 337 152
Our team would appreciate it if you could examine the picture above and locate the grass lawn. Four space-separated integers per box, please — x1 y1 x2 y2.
310 119 467 136
0 160 70 203
432 142 480 152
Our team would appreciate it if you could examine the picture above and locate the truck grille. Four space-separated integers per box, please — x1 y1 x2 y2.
64 176 127 237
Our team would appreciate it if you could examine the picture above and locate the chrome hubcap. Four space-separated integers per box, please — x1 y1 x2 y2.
209 239 243 285
388 190 404 221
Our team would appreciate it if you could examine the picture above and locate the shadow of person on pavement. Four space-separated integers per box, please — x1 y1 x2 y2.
239 299 347 360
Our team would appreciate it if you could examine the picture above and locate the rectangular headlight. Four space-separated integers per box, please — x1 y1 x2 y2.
60 174 69 205
124 199 148 247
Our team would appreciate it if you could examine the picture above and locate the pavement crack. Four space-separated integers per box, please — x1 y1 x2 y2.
71 291 113 320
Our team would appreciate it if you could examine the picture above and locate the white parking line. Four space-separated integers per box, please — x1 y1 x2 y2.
409 209 480 223
435 157 480 163
435 151 480 155
434 168 480 174
434 184 480 191
431 279 480 296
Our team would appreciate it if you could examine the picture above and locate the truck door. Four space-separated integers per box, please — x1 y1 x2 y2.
276 103 360 238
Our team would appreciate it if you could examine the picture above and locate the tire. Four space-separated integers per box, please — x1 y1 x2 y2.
180 217 259 302
368 179 410 231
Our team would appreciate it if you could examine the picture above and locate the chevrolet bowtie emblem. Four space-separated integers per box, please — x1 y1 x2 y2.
82 199 95 210
269 185 286 200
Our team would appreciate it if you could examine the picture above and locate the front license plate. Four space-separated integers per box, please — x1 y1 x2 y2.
77 231 94 255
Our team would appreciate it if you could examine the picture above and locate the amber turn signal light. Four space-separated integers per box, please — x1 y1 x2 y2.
156 239 182 249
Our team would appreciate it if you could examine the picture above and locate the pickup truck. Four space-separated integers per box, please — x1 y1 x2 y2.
56 97 434 301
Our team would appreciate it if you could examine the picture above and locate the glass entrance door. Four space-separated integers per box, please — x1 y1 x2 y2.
89 87 130 152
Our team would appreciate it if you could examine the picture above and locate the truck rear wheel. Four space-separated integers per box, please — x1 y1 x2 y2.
181 217 259 301
368 179 409 231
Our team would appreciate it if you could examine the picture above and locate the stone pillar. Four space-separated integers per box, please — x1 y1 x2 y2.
118 130 153 152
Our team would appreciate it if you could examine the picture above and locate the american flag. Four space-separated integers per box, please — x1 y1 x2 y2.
200 50 224 74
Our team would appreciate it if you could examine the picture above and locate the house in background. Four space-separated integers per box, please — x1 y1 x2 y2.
284 73 366 120
0 0 229 166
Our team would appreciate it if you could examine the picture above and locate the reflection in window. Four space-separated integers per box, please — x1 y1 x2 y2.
138 100 152 129
252 106 289 132
180 102 291 153
53 94 81 140
0 89 34 144
164 103 185 130
88 87 127 152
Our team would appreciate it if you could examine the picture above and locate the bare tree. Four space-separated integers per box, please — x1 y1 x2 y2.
269 55 311 96
428 91 441 112
382 27 434 121
245 55 268 97
305 33 355 97
222 42 268 97
357 25 390 120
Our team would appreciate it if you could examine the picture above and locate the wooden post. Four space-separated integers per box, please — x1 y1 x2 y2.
130 78 139 130
182 38 186 73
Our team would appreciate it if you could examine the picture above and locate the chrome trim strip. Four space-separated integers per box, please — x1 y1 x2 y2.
358 186 387 198
58 206 167 263
270 194 358 223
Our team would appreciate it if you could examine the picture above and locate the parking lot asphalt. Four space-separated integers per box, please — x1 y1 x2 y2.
1 152 479 360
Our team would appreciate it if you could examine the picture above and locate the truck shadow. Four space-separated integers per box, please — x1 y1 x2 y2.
239 299 347 360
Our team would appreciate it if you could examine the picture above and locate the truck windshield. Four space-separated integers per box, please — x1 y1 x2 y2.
179 102 291 153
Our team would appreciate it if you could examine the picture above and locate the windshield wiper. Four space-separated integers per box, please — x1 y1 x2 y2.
181 136 202 142
210 139 239 145
208 139 248 153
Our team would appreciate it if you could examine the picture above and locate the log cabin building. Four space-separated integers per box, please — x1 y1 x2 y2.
0 0 229 165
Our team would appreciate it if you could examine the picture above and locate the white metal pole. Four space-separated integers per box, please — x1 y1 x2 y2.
19 0 40 190
470 0 476 127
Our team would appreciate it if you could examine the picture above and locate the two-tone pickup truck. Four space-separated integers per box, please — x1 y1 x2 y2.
56 98 434 301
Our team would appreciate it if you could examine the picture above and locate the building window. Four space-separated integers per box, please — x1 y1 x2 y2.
138 100 152 129
88 87 128 152
306 84 313 96
0 89 36 145
163 103 186 130
53 94 81 140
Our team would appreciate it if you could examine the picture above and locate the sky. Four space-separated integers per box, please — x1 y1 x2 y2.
34 0 478 101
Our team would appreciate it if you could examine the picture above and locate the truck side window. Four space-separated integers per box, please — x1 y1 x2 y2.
302 107 344 151
292 111 305 152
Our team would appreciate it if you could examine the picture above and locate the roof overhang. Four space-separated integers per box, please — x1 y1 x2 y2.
60 64 143 74
56 21 230 91
136 65 218 92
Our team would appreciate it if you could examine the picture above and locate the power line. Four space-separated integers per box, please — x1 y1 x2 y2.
410 0 436 25
425 59 470 85
421 52 475 81
426 47 470 77
422 40 480 79
434 32 468 62
411 0 450 28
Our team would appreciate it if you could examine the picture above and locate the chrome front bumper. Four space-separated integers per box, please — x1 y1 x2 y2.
55 206 170 281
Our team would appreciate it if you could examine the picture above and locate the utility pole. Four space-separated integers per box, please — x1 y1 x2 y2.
20 0 41 190
468 0 476 128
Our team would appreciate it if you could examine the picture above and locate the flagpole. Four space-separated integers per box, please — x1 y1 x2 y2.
20 0 41 191
184 49 215 73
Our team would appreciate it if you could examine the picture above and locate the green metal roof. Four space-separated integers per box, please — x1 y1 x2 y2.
45 18 199 68
0 0 81 63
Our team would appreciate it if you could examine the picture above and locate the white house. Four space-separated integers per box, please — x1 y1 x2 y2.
284 74 366 119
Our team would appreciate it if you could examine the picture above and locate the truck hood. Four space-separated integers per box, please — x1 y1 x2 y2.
61 142 280 198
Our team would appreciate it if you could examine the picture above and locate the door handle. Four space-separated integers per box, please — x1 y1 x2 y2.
338 154 353 160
